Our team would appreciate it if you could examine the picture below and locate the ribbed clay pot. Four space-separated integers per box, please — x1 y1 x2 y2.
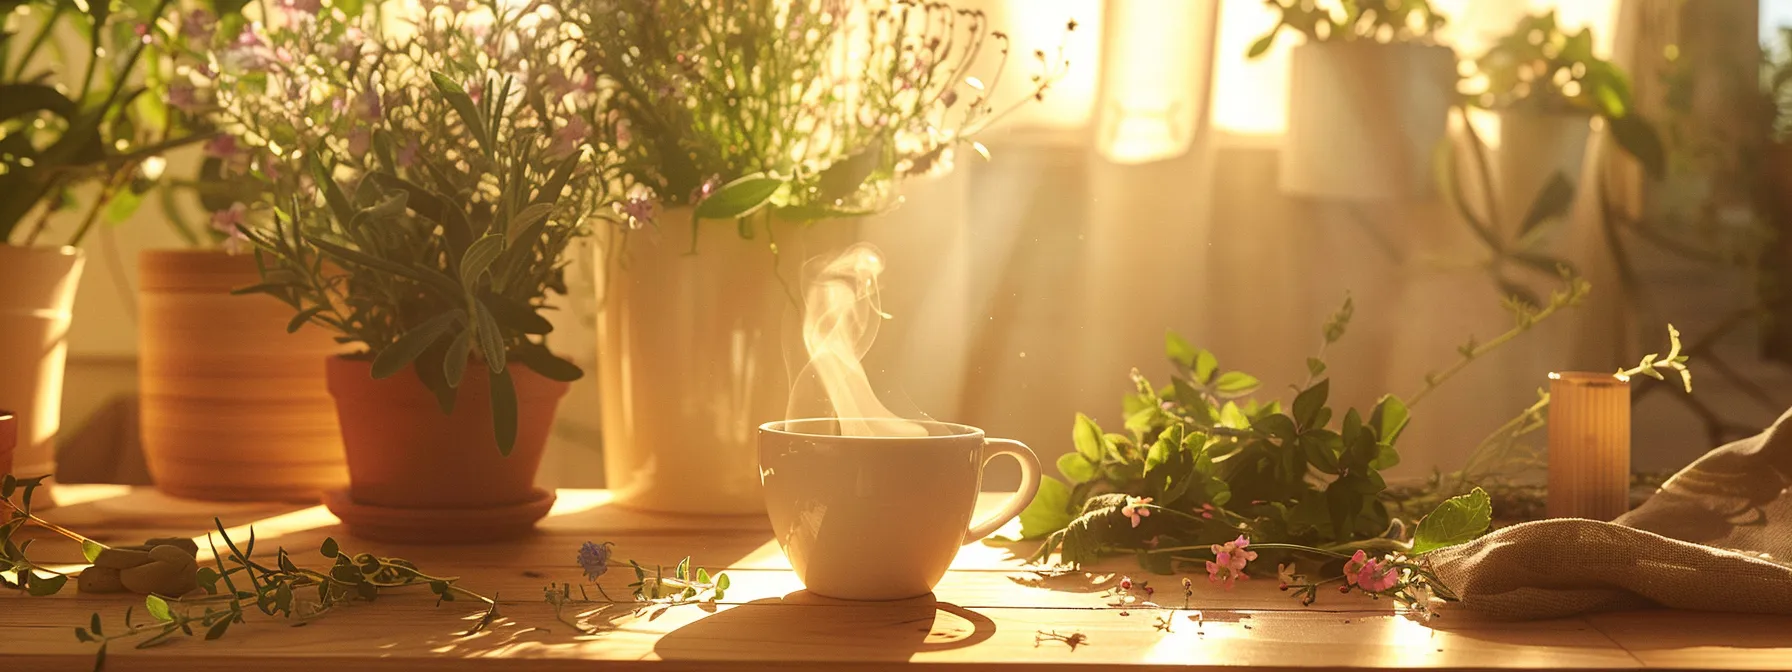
1 411 16 478
0 245 83 492
138 249 348 501
323 358 568 542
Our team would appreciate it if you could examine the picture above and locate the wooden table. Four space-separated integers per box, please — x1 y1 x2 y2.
3 486 1790 671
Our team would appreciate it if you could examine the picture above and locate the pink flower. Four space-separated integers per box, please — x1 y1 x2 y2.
547 116 589 158
211 204 249 254
346 129 371 157
1205 560 1246 590
1210 535 1256 572
1120 497 1153 528
1356 557 1399 593
168 81 201 113
1200 503 1217 519
397 139 420 168
689 175 720 205
1343 550 1369 587
353 81 382 121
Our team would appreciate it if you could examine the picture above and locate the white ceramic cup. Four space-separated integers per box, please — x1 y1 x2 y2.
758 418 1042 601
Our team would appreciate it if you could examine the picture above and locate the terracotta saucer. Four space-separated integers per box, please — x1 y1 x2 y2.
321 488 556 544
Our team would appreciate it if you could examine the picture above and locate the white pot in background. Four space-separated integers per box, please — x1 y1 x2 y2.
1281 42 1457 201
1496 111 1592 233
595 208 857 514
0 245 83 490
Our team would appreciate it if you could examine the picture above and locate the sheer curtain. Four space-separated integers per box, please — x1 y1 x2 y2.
540 0 1636 489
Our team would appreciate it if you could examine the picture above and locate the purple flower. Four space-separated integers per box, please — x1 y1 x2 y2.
397 139 420 168
182 9 215 40
346 129 372 157
577 541 613 581
613 193 656 230
547 116 589 158
353 81 382 121
689 175 720 205
168 81 201 113
211 203 249 254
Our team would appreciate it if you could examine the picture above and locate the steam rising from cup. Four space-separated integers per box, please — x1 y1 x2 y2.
786 243 928 437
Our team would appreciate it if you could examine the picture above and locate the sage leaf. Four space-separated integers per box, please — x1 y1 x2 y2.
1411 487 1492 554
459 234 505 288
81 540 103 563
693 174 783 220
472 299 507 374
489 368 518 456
26 572 66 596
430 72 491 154
370 310 462 379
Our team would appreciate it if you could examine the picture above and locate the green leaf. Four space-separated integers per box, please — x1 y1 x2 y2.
693 174 784 220
1056 453 1097 484
145 595 173 622
1368 394 1411 445
717 573 731 590
104 190 142 225
1194 349 1219 386
472 300 508 374
1306 357 1327 378
489 368 518 456
479 292 553 335
204 618 231 641
459 234 505 288
1018 477 1074 540
370 310 462 379
442 329 473 388
81 540 104 563
286 306 326 334
1292 379 1329 430
1517 172 1575 237
506 203 554 245
26 572 67 596
0 84 78 121
1071 413 1104 462
1213 371 1262 398
1608 113 1665 180
511 345 582 382
1165 332 1198 369
320 537 339 558
1411 487 1492 554
1246 30 1277 58
430 72 491 155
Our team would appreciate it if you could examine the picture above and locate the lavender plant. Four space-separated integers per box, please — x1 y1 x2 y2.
211 0 602 452
544 541 732 633
567 0 1074 232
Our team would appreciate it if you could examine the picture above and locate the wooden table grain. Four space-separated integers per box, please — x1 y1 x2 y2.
3 486 1789 671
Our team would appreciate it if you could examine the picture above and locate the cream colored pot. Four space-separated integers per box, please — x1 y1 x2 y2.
596 207 855 514
1281 42 1458 201
0 245 83 487
138 249 349 501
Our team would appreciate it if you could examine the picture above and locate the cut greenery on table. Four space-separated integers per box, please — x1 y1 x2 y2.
1018 275 1692 614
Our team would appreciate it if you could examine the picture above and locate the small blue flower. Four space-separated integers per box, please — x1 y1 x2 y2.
577 541 613 581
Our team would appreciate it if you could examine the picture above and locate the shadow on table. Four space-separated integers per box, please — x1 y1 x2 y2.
653 591 996 663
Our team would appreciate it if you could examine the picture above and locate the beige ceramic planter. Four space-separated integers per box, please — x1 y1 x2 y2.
1496 111 1591 234
596 207 856 514
138 250 348 501
0 245 83 489
1281 42 1457 201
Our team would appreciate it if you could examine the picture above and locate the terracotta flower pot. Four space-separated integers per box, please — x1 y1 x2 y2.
1 411 16 478
595 207 857 514
323 357 567 542
138 250 349 501
0 245 83 490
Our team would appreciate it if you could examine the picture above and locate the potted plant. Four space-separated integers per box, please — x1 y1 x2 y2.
128 3 357 502
1 0 212 493
570 0 1072 514
230 0 599 541
1248 0 1456 201
1468 11 1665 237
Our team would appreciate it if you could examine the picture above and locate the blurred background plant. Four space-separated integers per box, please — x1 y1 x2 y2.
568 0 1073 228
0 0 221 246
1247 0 1447 58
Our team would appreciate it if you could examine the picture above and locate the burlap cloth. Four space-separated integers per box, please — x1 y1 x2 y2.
1430 409 1792 619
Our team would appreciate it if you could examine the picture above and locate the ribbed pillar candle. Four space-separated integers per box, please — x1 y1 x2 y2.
1547 371 1631 521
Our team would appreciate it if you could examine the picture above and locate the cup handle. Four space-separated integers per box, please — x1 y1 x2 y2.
964 438 1042 543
